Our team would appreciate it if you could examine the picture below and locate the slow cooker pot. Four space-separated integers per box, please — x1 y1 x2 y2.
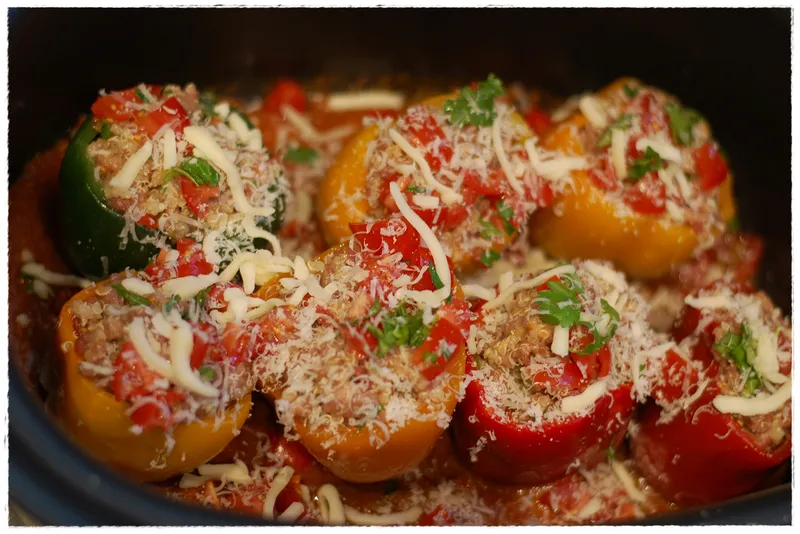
8 7 791 525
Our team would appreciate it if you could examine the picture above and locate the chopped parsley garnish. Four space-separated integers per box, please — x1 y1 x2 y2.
199 91 217 119
479 219 503 239
428 264 444 290
112 284 151 307
163 295 180 313
367 299 383 318
474 355 486 370
481 249 501 267
536 279 583 328
423 351 439 364
664 102 703 147
284 146 319 165
366 303 431 357
194 287 210 308
199 365 216 381
605 446 616 459
406 185 426 194
572 299 620 356
444 74 505 128
596 114 633 149
727 215 741 232
134 88 150 103
163 157 221 187
623 84 640 98
100 122 112 139
713 322 762 397
628 147 664 180
495 200 517 235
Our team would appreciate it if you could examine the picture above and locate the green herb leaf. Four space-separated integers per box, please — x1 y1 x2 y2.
367 303 431 358
444 74 505 128
194 287 210 308
474 355 486 370
134 88 150 103
479 219 503 239
571 299 620 356
112 284 151 307
423 351 440 364
428 264 444 290
165 157 221 187
284 146 320 165
536 280 582 328
406 185 426 194
664 102 703 147
605 446 616 459
100 122 112 139
199 365 216 381
623 84 640 98
232 109 254 129
481 249 501 267
727 216 741 232
495 200 517 235
367 299 383 318
596 114 633 149
199 91 217 119
163 295 180 313
628 147 664 181
713 322 761 396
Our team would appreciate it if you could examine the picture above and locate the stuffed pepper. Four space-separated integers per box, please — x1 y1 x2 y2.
529 77 736 279
60 83 287 278
318 75 561 272
253 79 404 260
254 183 473 482
636 231 764 332
452 260 659 484
58 262 259 481
630 283 792 506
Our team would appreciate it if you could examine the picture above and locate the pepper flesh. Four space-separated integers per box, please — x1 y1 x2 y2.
255 244 467 483
316 93 529 272
60 116 160 278
452 357 634 485
530 77 737 279
630 307 791 506
58 280 252 482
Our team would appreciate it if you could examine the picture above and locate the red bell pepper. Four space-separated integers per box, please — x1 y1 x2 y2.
630 293 792 506
452 356 634 485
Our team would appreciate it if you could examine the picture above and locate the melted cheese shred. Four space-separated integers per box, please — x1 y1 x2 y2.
162 128 177 169
389 182 451 302
316 484 346 525
21 262 92 289
127 317 174 379
610 460 647 503
388 128 463 205
170 318 219 397
160 273 219 299
263 466 302 522
561 378 608 414
344 505 424 526
326 90 405 111
483 264 576 310
713 378 792 416
108 140 153 189
196 459 253 485
492 115 524 195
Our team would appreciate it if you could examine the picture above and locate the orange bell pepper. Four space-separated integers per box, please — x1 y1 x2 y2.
530 77 737 279
317 92 534 273
255 242 468 483
57 281 252 482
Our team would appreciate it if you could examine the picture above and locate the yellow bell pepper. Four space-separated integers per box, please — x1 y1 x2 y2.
530 77 736 279
58 281 252 482
255 244 467 483
317 93 532 273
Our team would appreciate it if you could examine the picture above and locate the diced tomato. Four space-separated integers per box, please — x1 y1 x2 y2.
413 318 464 381
437 297 475 340
692 142 728 191
407 115 446 146
339 321 378 361
418 505 455 526
588 158 620 192
622 174 666 215
221 323 254 366
190 322 217 369
91 89 141 121
137 214 159 229
130 402 171 432
524 106 553 137
180 176 219 218
530 360 588 397
264 79 307 113
350 218 420 259
639 92 668 135
462 168 506 199
404 247 455 292
441 204 469 230
569 325 612 380
145 238 213 282
137 96 189 138
112 341 161 402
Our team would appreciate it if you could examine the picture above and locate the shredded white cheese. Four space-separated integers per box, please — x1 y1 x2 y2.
326 90 405 111
561 379 608 414
713 379 792 416
108 141 153 189
388 129 463 205
578 95 608 129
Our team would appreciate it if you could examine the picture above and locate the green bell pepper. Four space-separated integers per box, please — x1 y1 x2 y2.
60 116 160 279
